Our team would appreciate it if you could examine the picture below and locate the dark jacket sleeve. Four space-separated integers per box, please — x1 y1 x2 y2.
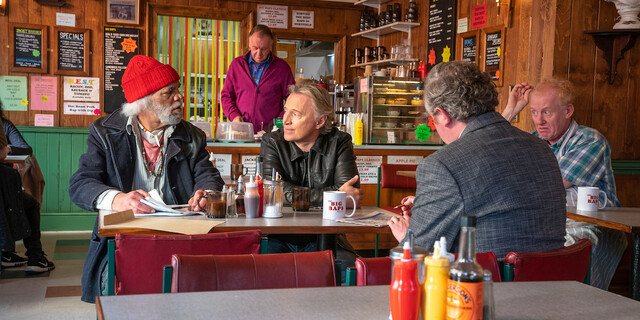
191 129 225 195
3 119 32 155
68 124 115 211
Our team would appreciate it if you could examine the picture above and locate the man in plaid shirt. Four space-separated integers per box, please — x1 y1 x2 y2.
503 79 626 290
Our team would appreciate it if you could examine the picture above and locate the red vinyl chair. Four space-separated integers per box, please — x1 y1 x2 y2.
355 257 392 286
109 230 261 295
448 251 502 282
167 251 336 293
503 239 592 283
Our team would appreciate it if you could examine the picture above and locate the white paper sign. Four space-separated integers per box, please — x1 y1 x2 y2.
63 77 100 101
292 10 314 29
457 18 468 33
213 154 233 177
387 156 424 165
359 77 368 93
241 155 260 177
64 102 101 115
356 156 383 185
56 12 76 27
257 4 288 29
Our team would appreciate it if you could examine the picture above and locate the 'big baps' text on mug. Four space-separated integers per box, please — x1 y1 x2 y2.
577 186 608 212
322 191 356 220
196 190 227 218
285 186 311 212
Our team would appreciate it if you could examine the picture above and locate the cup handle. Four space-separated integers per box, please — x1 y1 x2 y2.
598 190 608 210
284 191 292 204
345 195 357 217
195 195 207 212
243 167 249 176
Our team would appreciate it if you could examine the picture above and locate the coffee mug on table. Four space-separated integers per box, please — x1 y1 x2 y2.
323 191 356 220
577 186 607 211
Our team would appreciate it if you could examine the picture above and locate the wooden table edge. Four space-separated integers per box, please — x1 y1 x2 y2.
566 212 634 233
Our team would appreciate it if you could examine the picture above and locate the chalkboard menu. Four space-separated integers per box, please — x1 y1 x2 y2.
104 27 140 113
55 27 90 76
462 36 477 63
426 0 457 67
10 23 48 73
484 30 502 81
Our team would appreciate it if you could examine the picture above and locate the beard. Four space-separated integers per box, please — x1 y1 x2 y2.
148 100 183 125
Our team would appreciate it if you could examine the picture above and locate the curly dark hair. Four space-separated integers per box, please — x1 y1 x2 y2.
423 61 498 122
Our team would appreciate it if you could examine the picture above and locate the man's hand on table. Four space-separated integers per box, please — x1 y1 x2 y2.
112 190 154 214
339 175 364 208
188 189 207 212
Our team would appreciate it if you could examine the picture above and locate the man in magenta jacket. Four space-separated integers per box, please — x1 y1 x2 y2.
221 25 295 133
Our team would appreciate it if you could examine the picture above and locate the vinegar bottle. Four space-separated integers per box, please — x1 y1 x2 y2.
390 241 421 320
446 215 483 320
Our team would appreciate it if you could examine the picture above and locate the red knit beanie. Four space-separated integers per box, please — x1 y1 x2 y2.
121 55 180 103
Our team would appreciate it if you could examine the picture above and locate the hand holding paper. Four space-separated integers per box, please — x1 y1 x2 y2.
112 189 154 214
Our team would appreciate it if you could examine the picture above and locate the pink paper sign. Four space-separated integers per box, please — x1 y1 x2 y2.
30 76 58 111
34 114 54 127
472 3 487 29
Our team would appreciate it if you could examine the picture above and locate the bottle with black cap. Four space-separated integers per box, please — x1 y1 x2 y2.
446 215 484 320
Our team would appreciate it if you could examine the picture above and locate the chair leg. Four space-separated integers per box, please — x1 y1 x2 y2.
107 240 116 295
345 267 356 286
260 237 268 254
335 260 343 286
502 263 514 282
162 265 173 293
375 234 379 257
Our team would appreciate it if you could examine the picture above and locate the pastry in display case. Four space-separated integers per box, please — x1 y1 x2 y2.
354 76 443 145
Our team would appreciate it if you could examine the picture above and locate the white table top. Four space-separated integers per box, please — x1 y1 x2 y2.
96 281 640 320
99 206 394 237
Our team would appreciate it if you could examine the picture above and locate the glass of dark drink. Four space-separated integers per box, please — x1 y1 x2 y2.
196 190 227 218
286 186 310 212
230 164 248 181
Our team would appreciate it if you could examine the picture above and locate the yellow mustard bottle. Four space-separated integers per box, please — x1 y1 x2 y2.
423 241 450 320
354 117 363 145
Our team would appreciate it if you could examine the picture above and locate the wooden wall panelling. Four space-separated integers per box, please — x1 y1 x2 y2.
623 39 640 159
3 0 29 126
79 0 102 128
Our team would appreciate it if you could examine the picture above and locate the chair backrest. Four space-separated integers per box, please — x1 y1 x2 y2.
355 257 392 286
503 239 592 282
114 230 261 295
451 251 502 282
170 250 336 292
380 164 418 189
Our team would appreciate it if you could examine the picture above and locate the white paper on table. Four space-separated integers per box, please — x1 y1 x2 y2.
138 189 203 217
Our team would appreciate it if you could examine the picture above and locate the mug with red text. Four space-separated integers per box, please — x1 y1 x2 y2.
577 187 607 211
322 191 356 220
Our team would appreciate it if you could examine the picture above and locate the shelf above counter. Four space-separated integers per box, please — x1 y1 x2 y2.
354 0 393 8
351 58 419 69
351 22 421 40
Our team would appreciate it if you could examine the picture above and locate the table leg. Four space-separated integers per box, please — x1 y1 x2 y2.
631 233 640 300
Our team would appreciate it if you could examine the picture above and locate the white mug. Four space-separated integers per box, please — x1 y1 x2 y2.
322 191 356 220
577 187 607 211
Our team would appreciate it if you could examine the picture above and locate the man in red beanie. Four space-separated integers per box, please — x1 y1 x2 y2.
69 55 224 303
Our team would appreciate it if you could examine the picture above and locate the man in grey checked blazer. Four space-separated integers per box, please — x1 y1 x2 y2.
388 61 566 258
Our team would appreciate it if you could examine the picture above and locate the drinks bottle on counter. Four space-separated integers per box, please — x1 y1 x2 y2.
390 241 421 320
235 175 245 215
244 176 260 219
423 240 450 320
255 156 264 217
446 215 483 320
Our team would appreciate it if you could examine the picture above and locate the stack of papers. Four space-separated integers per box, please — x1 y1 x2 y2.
138 189 203 217
337 211 397 227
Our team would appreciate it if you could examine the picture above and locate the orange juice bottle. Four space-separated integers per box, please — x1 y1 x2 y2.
446 215 483 320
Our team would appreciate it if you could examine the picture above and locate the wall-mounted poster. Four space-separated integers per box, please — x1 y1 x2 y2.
426 0 457 67
54 26 90 76
106 0 140 25
482 26 505 86
104 27 140 113
257 4 288 29
64 77 100 102
9 23 48 74
456 30 479 64
0 76 29 111
30 76 58 111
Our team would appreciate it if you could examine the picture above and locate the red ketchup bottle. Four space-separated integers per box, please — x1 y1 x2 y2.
390 241 421 320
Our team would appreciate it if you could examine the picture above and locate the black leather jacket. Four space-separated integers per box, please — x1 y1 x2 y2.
261 127 360 206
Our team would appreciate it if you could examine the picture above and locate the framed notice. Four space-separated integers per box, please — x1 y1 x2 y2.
54 26 90 76
9 23 48 74
482 26 505 87
106 0 140 25
426 0 457 67
457 30 480 65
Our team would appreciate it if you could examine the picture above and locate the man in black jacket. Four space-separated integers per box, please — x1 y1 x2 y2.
261 82 363 268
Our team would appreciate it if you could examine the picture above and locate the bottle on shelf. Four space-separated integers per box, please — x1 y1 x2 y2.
446 215 484 320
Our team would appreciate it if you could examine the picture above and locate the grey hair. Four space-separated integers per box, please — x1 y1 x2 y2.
288 82 334 134
423 61 498 122
121 95 153 117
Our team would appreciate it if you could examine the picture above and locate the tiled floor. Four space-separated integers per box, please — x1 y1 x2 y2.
0 231 96 319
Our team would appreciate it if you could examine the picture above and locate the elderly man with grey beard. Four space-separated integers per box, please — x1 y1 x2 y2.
69 55 224 303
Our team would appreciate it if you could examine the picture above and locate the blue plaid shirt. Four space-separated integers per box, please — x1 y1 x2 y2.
533 120 620 207
246 54 272 86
